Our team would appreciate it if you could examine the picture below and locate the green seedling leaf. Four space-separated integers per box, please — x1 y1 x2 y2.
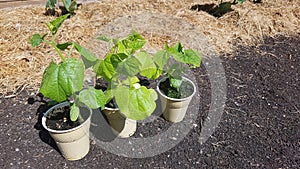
180 49 201 67
46 0 57 9
170 77 183 91
122 76 140 86
115 85 157 120
165 42 201 68
149 88 158 101
153 50 170 71
110 53 128 68
30 34 47 47
136 51 160 79
62 0 70 11
46 14 70 35
70 103 80 121
117 31 146 55
104 89 114 104
165 42 184 61
40 58 84 102
63 0 77 13
166 62 186 79
93 55 116 81
57 42 72 50
165 42 184 55
74 43 98 68
79 87 106 109
116 57 141 77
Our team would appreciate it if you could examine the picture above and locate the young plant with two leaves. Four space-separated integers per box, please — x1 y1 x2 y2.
30 14 106 122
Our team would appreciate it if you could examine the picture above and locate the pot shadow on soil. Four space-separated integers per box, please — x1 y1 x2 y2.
32 102 61 154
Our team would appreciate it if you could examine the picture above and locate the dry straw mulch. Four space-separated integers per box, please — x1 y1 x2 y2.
0 0 299 97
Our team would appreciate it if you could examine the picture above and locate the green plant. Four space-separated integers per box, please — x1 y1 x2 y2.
30 14 106 122
93 31 159 120
46 0 78 15
216 0 245 4
94 31 201 118
213 0 245 17
154 42 201 98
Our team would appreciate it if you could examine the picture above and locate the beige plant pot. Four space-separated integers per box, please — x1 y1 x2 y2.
103 107 137 138
157 77 196 123
42 102 92 161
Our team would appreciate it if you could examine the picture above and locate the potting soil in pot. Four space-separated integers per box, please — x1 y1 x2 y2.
159 78 194 99
45 105 81 130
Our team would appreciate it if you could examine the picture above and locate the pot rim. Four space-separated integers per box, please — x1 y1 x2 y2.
42 102 92 134
104 106 119 111
156 76 196 101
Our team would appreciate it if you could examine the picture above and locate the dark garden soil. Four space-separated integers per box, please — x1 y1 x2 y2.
0 35 299 168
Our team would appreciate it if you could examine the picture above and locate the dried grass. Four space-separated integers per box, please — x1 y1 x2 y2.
0 0 299 97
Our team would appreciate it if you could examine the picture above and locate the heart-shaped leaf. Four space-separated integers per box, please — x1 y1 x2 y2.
115 85 157 120
30 34 47 47
153 50 170 71
93 55 116 81
40 58 84 102
136 51 160 79
183 49 202 67
116 57 141 77
78 87 106 109
166 42 201 68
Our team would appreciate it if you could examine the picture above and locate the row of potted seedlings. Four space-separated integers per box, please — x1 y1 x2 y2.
30 14 202 161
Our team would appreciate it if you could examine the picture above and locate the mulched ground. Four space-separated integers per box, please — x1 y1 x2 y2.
0 34 299 168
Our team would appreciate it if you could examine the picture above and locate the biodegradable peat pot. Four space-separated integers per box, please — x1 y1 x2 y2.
157 77 196 123
103 107 137 138
42 102 92 161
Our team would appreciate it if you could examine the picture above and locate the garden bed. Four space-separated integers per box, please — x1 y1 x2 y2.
0 35 299 168
0 0 299 168
0 0 299 97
